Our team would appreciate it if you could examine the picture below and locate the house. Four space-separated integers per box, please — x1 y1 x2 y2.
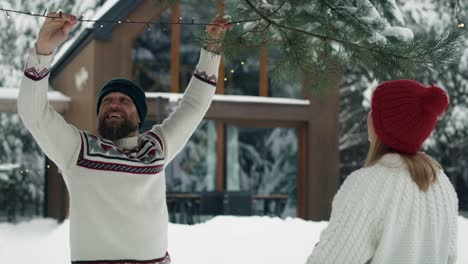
2 0 341 222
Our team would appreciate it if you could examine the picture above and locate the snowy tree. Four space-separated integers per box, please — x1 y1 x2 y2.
336 0 468 210
220 0 463 86
0 0 107 221
338 65 373 177
220 0 464 192
399 0 468 209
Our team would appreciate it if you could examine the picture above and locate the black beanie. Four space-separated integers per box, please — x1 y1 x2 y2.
96 78 147 128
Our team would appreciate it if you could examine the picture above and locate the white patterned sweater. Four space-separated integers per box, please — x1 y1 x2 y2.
18 47 220 262
306 154 458 264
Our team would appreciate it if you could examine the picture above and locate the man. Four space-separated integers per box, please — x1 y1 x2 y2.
18 11 231 264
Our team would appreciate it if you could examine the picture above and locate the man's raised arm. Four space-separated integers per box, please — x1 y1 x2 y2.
17 12 81 173
151 16 232 163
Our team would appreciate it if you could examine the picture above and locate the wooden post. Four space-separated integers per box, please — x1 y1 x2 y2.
259 46 268 96
303 68 341 221
171 0 180 93
215 0 226 191
297 124 307 218
216 121 225 191
217 0 225 95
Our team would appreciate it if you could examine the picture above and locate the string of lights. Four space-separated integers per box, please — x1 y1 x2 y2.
0 7 259 29
0 6 252 83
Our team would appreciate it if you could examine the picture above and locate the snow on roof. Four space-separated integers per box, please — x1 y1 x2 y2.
89 0 122 22
0 87 70 101
52 0 121 67
146 92 310 105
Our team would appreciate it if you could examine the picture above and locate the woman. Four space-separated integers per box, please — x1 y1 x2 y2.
306 79 458 264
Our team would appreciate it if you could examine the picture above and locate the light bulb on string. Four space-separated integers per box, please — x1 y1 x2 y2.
458 23 465 28
0 7 255 31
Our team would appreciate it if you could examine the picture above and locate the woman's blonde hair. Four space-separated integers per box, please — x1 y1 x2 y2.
364 137 441 192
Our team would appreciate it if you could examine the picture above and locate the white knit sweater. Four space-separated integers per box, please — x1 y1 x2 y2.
18 47 220 262
306 153 458 264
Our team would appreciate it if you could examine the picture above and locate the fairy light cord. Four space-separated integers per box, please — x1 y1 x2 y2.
0 7 250 87
0 6 280 27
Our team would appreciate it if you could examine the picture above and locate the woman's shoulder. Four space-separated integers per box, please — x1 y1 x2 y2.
343 154 406 190
341 166 387 194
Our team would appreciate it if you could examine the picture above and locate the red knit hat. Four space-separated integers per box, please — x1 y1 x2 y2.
371 79 449 154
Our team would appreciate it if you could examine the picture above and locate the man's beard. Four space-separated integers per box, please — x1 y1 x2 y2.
98 116 139 141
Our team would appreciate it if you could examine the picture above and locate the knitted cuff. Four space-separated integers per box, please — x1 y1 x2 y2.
24 47 54 81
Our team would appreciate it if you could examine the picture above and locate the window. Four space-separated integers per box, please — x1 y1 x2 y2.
167 120 218 192
226 125 298 217
132 8 172 92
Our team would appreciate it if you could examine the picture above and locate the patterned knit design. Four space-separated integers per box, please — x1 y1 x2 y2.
24 66 50 81
194 69 217 86
306 154 458 264
77 131 165 174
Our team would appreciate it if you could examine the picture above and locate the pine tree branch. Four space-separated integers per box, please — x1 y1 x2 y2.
237 1 288 26
242 0 411 61
323 0 372 33
242 0 463 76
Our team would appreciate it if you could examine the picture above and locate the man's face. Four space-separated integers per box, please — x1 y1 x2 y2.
97 92 140 141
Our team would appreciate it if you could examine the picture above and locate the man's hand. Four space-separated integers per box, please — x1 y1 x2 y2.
205 16 233 53
35 12 78 55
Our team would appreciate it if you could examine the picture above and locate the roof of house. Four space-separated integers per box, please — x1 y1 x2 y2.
0 87 71 113
50 0 143 79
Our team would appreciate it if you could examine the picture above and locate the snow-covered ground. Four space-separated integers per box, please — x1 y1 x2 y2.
0 215 466 264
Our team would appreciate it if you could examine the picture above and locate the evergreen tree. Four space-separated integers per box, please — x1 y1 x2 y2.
220 0 464 86
401 0 468 209
336 0 468 210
